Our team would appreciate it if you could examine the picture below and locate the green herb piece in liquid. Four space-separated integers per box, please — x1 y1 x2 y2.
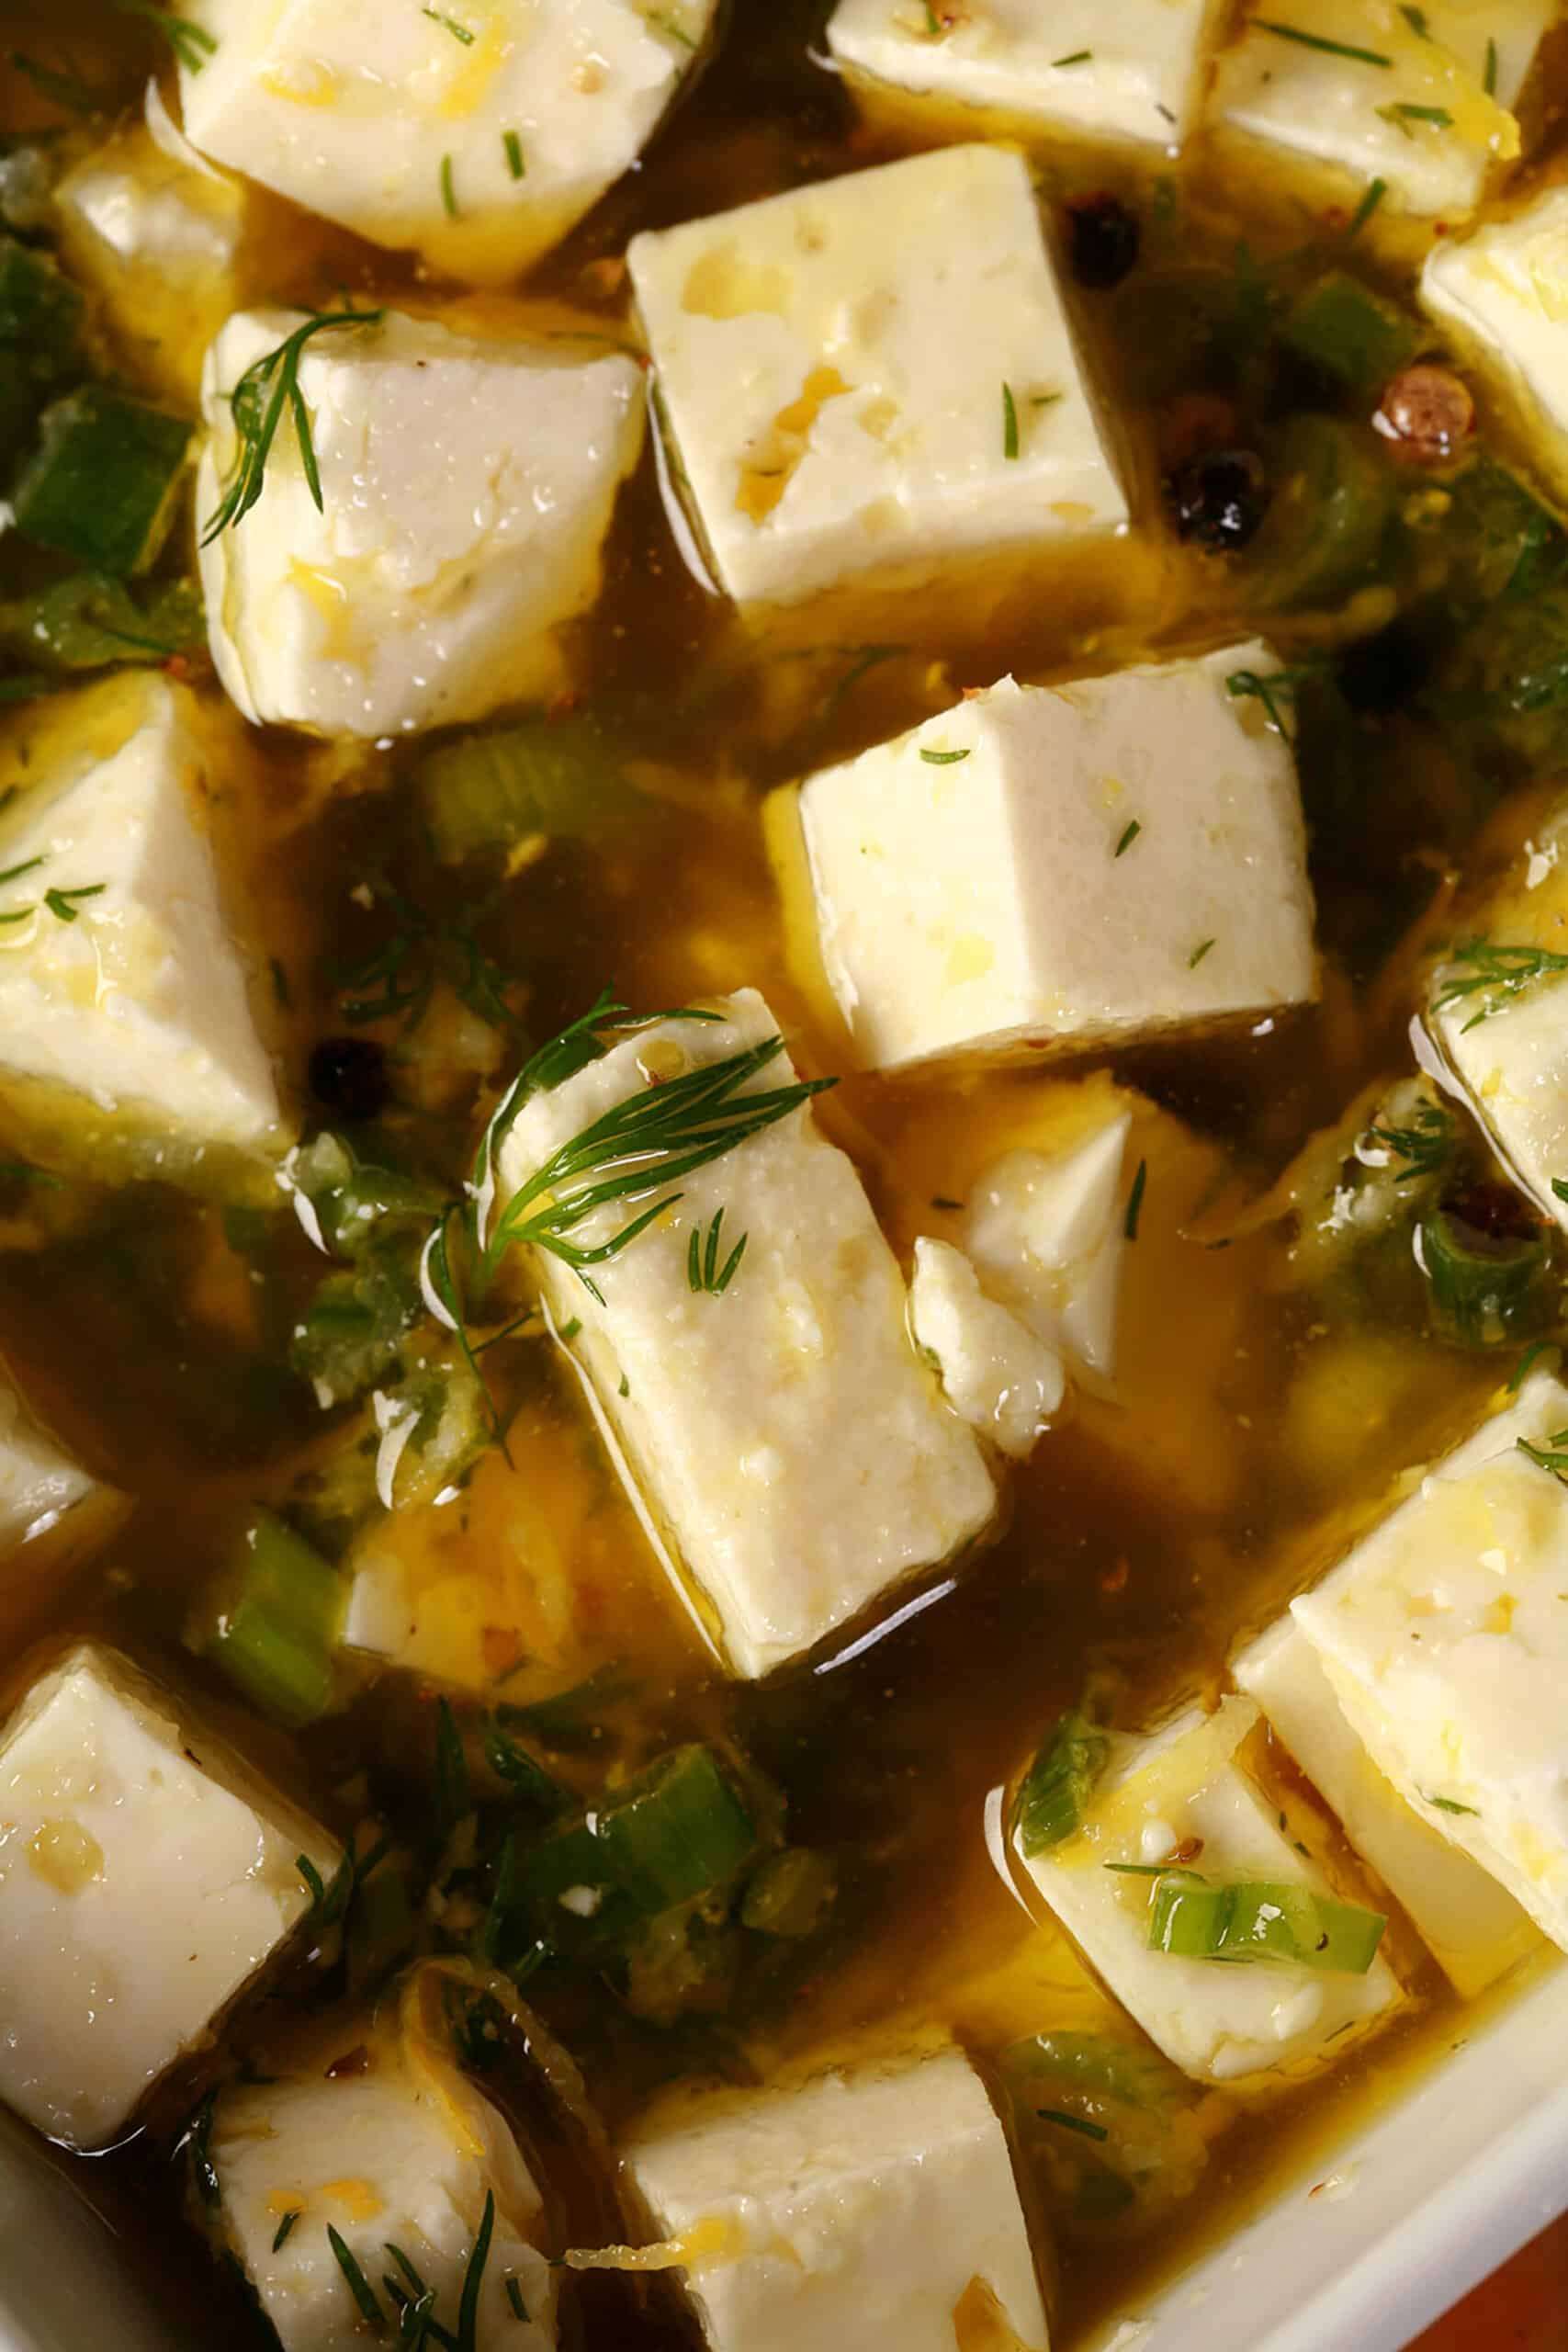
204 307 385 543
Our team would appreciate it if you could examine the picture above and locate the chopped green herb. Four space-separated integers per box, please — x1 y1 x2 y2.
1517 1426 1568 1482
440 153 458 219
1254 22 1392 67
1188 938 1215 969
1114 819 1142 858
1379 102 1453 131
1149 1875 1386 1972
1364 1102 1452 1179
687 1206 748 1296
919 747 971 765
921 2 943 31
1347 175 1388 239
114 0 217 71
1508 1340 1554 1393
1124 1159 1147 1240
505 2277 530 2323
1038 2108 1111 2141
1483 36 1498 96
1423 1793 1479 1816
1002 380 1020 461
272 2211 301 2253
457 2192 495 2352
434 1694 472 1840
422 6 476 40
1553 1179 1568 1204
502 129 525 179
7 51 106 111
1052 50 1092 68
204 306 385 543
43 882 104 922
1398 5 1428 34
178 2090 220 2209
327 2226 387 2332
1225 666 1303 741
1434 938 1568 1032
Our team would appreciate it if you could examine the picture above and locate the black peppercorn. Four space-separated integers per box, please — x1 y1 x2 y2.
1165 447 1269 551
309 1035 389 1123
1066 194 1141 290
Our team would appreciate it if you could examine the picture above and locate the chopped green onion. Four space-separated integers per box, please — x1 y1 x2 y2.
1279 271 1422 397
919 747 971 765
595 1744 758 1913
1147 1876 1386 1973
1188 939 1215 969
1002 381 1020 460
12 387 190 577
1347 176 1388 239
502 129 525 179
1483 36 1498 96
739 1847 836 1938
201 1510 346 1727
440 153 458 219
1418 1201 1547 1347
1052 50 1092 68
1039 2108 1110 2141
1014 1709 1110 1856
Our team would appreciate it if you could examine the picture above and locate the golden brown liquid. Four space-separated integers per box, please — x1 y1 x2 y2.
1 4 1564 2345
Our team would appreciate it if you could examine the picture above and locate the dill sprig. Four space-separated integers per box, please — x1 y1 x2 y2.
482 1012 833 1304
1362 1102 1452 1180
1434 937 1568 1032
687 1206 748 1295
203 306 385 545
1225 665 1315 743
335 875 521 1041
328 2226 388 2331
115 0 217 72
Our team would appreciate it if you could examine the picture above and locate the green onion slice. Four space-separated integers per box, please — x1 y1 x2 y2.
1147 1875 1385 1973
1013 1709 1111 1857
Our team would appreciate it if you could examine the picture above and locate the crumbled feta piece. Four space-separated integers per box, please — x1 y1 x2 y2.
494 989 995 1679
0 674 287 1167
1423 183 1568 517
197 307 645 739
627 142 1129 610
1014 1698 1401 2084
1233 1615 1539 1996
0 1643 340 2148
1210 2 1550 222
210 2002 556 2350
178 0 717 284
1292 1371 1568 1954
829 0 1224 151
964 1113 1132 1380
56 118 245 401
788 646 1314 1070
908 1237 1064 1457
623 2047 1048 2352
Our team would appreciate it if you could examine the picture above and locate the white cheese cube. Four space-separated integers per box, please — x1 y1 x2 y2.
622 2047 1048 2352
1014 1698 1401 2085
197 307 645 739
964 1112 1132 1380
211 2005 556 2351
0 1643 340 2148
1423 184 1568 516
1210 3 1549 222
1292 1371 1568 1954
0 675 287 1168
790 645 1315 1071
829 0 1225 151
1233 1616 1539 1997
0 1385 99 1559
908 1237 1064 1458
627 142 1129 611
178 0 717 285
494 989 995 1679
56 112 245 402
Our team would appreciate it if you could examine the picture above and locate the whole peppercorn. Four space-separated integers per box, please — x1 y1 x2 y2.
1066 194 1141 289
309 1035 389 1123
1165 447 1270 551
1373 364 1474 464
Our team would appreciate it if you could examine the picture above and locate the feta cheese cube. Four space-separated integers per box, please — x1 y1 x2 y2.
1014 1698 1401 2084
494 990 995 1678
177 0 717 284
1292 1371 1568 1954
0 1643 340 2148
627 142 1129 611
829 0 1225 152
908 1237 1064 1458
964 1112 1132 1380
1210 3 1550 222
788 645 1315 1070
0 674 287 1168
197 308 645 739
1422 184 1568 517
623 2047 1048 2352
0 1385 100 1560
210 2002 556 2350
56 114 246 402
1233 1615 1539 1996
